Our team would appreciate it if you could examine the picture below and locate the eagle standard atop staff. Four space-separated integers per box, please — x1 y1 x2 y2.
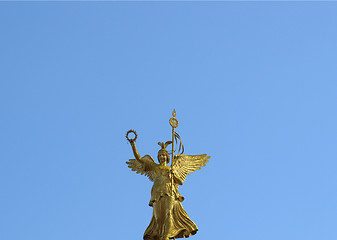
126 110 210 240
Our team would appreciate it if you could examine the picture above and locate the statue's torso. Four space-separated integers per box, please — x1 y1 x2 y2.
150 165 174 203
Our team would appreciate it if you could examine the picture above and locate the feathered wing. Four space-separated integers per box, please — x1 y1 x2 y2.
172 154 210 185
126 155 157 182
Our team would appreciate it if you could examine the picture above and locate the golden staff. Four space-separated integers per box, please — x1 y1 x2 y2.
169 109 179 196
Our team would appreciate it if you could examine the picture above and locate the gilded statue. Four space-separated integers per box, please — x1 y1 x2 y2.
126 110 210 240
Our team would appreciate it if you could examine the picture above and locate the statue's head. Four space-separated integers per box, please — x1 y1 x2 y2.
157 141 172 164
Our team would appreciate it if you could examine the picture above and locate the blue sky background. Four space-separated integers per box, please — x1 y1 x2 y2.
1 2 337 240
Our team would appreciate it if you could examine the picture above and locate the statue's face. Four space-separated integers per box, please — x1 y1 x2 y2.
158 153 168 164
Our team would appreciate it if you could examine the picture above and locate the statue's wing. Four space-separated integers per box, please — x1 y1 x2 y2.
126 155 156 182
172 154 210 185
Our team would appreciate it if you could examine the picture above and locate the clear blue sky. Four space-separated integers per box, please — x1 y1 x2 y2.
1 2 337 240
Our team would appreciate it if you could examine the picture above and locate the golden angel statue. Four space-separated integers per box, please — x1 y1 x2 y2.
126 110 210 240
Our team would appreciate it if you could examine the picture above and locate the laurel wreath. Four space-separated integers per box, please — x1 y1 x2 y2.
126 129 138 142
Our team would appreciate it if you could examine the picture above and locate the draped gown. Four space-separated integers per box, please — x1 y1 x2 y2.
127 154 209 240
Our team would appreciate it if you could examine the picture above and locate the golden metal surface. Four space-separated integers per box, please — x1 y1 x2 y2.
126 110 210 240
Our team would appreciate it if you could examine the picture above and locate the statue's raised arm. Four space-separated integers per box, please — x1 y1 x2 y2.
126 130 156 182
